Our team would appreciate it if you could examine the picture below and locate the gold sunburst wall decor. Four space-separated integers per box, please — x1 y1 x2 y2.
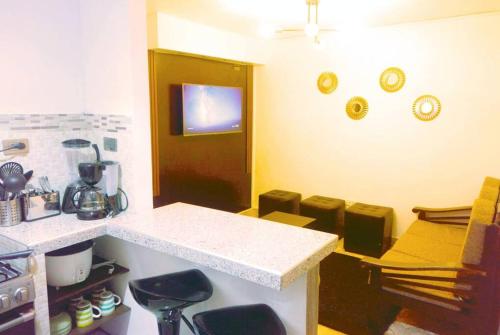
346 96 368 120
317 72 338 94
380 67 406 93
413 95 441 121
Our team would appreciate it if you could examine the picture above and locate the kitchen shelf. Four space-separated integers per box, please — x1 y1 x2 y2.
68 304 131 335
48 256 129 310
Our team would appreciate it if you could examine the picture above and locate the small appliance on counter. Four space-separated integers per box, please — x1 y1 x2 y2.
45 240 94 288
21 189 61 222
97 161 128 217
62 140 128 220
0 239 36 335
61 139 94 214
72 152 108 220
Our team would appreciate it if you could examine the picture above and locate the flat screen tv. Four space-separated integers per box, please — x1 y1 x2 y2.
182 83 243 136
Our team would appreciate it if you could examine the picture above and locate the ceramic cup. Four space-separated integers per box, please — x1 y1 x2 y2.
67 296 85 316
75 299 101 328
90 286 107 305
94 290 121 317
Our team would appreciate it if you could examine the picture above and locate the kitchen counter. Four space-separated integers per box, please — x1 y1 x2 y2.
0 202 337 335
0 203 336 290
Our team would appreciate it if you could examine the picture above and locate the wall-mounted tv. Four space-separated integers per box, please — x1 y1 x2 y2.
182 83 243 136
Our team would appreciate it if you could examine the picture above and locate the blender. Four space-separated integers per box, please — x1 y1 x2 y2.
61 139 94 213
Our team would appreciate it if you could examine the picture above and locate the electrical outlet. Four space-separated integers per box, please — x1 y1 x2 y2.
2 138 29 156
103 137 117 152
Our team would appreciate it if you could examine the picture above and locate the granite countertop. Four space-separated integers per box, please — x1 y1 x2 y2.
0 203 337 290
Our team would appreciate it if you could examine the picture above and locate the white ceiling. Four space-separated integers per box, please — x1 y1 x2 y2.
148 0 500 35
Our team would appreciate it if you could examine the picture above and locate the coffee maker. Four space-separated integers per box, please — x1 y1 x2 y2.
72 161 108 220
96 161 128 216
62 139 94 214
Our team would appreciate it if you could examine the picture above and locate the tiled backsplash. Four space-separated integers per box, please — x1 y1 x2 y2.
0 113 135 208
0 113 131 133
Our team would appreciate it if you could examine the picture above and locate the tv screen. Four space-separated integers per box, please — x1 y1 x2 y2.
182 84 243 136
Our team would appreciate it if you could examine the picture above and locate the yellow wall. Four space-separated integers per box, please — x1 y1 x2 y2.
254 13 500 236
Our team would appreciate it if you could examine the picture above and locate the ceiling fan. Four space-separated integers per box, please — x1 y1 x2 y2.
274 0 335 42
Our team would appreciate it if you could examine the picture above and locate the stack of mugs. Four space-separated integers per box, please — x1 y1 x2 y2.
91 286 122 317
67 286 122 329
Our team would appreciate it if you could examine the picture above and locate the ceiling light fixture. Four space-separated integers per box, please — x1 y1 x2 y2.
304 0 319 37
271 0 334 43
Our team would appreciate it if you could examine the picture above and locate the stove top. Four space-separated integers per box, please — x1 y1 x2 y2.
0 237 35 314
0 262 21 284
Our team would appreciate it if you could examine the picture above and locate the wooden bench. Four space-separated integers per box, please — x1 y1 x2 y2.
361 177 500 334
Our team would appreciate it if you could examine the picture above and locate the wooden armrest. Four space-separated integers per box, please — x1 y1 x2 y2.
412 206 472 225
360 257 485 276
412 205 472 214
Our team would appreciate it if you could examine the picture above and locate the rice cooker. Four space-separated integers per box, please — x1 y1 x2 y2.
46 240 94 287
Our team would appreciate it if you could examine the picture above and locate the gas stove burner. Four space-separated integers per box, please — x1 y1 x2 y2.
0 261 21 283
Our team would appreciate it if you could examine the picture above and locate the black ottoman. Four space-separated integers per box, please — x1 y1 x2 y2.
344 203 393 258
300 196 345 235
258 190 301 217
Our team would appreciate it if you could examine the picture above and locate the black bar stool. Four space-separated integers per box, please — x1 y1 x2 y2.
193 304 287 335
129 269 213 335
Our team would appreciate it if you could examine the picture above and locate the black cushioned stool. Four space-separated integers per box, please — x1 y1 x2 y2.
193 304 287 335
258 190 301 217
344 203 393 258
299 196 345 235
129 269 213 335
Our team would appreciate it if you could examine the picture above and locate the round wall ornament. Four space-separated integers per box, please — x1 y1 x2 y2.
413 95 441 121
317 72 338 94
380 67 405 93
346 96 368 120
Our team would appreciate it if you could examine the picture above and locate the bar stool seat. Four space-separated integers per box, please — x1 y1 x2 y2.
193 304 287 335
129 269 213 335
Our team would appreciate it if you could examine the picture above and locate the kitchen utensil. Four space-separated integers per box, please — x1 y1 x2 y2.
62 139 93 182
23 170 33 182
97 161 119 196
39 176 53 193
45 240 94 287
96 161 128 217
92 144 101 162
0 162 23 179
78 163 104 186
62 180 86 214
94 290 121 317
21 191 61 222
72 187 108 220
90 287 107 305
49 312 72 335
0 198 22 226
3 173 27 195
75 299 101 328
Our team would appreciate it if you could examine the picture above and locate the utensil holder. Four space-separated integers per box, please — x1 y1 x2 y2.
21 191 61 222
0 198 22 227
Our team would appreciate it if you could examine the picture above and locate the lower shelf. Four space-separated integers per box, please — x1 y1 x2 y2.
68 304 131 335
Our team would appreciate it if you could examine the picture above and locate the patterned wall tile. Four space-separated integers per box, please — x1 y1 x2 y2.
0 113 131 133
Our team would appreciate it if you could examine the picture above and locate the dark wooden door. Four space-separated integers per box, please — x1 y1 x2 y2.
150 51 252 212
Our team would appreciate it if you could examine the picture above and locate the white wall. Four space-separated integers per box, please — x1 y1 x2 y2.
254 13 500 236
0 0 84 115
0 0 152 212
153 13 269 64
79 0 135 116
79 0 153 212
